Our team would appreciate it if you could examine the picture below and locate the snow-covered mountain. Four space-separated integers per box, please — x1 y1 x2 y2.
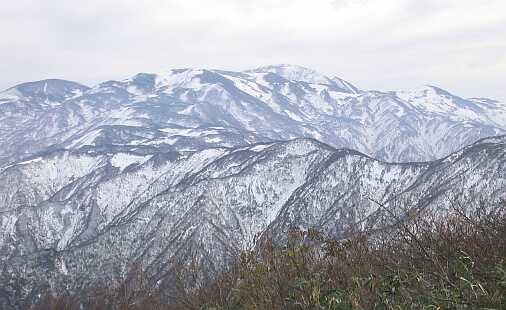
1 65 504 166
0 136 505 307
1 65 505 307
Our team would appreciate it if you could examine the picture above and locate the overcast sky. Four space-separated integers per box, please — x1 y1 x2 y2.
1 0 505 100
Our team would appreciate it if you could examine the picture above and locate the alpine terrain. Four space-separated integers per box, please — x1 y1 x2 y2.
0 65 505 308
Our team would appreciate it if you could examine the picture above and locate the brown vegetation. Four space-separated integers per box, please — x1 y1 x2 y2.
30 199 506 309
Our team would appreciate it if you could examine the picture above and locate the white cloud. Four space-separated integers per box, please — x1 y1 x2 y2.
0 0 505 101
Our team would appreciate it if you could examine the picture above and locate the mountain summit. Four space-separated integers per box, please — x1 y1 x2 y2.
1 65 504 167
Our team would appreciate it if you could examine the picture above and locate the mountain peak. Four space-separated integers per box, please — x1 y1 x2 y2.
246 64 359 93
6 79 89 100
247 64 329 84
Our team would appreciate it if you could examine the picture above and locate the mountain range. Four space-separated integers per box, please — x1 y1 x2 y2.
1 64 505 167
0 65 505 308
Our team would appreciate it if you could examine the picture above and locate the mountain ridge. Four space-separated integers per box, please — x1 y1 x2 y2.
1 135 505 306
1 65 505 308
0 65 504 168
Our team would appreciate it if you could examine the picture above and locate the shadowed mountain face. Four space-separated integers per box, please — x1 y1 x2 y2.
0 65 505 308
0 136 505 307
1 65 505 167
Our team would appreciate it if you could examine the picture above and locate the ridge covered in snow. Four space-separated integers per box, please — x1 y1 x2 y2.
0 65 505 307
0 135 505 307
1 65 504 167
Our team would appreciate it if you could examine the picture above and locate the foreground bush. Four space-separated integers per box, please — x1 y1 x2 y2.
31 200 506 309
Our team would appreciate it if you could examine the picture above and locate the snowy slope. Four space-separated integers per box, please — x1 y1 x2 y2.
0 65 504 167
1 65 506 307
0 136 505 307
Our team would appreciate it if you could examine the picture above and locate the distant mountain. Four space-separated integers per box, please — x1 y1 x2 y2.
1 65 505 307
1 135 505 307
1 65 504 167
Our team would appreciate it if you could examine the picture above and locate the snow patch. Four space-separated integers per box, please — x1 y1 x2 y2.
110 153 150 171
